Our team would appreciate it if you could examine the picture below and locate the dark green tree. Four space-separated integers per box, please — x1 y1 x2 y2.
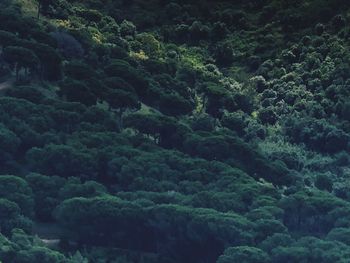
3 46 39 80
217 246 270 263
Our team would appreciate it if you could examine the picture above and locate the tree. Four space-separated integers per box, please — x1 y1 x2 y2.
59 178 106 200
124 113 179 145
147 205 254 263
214 40 234 66
0 175 34 217
37 0 53 19
64 61 96 81
315 173 333 192
55 196 147 249
0 122 23 172
338 101 350 121
26 173 66 221
204 82 231 117
103 77 135 93
59 79 97 106
183 133 231 160
21 41 62 80
120 20 136 37
3 46 39 80
221 111 246 136
50 31 84 59
325 129 349 153
259 107 278 125
269 236 350 263
5 85 46 104
327 228 350 245
188 21 210 43
191 114 216 132
158 92 193 116
25 144 97 179
79 9 103 26
104 88 140 130
284 117 349 153
271 246 309 263
14 246 66 263
259 233 295 253
135 32 161 58
0 30 19 48
0 198 32 235
0 228 74 262
211 22 229 40
0 124 20 154
217 246 270 263
279 190 346 234
104 60 149 97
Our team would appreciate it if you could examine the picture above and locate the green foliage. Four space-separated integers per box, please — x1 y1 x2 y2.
3 46 39 79
59 79 97 106
0 175 34 217
315 173 333 192
327 227 350 245
2 0 350 262
21 41 62 80
217 246 270 263
284 116 350 153
5 86 46 104
64 61 97 81
104 89 139 111
0 124 20 154
0 229 73 263
0 199 32 235
279 189 348 234
56 195 255 262
0 30 19 48
26 173 65 221
135 33 161 58
104 60 149 97
59 178 107 200
26 144 97 179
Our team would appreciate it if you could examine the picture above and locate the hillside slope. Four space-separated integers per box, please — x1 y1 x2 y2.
1 0 350 262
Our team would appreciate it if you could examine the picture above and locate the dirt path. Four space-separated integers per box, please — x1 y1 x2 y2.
32 222 63 249
0 78 14 90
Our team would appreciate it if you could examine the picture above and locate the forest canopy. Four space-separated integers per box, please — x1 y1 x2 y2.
0 0 350 262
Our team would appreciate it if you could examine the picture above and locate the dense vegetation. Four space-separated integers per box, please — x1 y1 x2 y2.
1 0 350 262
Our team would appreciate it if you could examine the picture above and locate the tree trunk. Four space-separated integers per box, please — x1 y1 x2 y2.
15 63 19 81
119 112 124 130
112 108 124 131
37 2 41 19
